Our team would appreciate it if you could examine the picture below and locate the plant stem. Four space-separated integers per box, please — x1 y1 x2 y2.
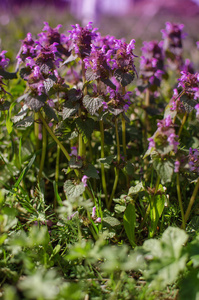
34 112 40 163
108 168 119 210
99 119 108 207
108 118 120 209
82 60 87 95
122 115 127 160
178 112 187 138
184 177 199 225
38 111 94 200
78 109 83 157
38 111 77 173
176 173 185 230
38 114 47 182
115 118 120 165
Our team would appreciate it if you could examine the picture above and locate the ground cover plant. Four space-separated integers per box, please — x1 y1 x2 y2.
1 20 199 299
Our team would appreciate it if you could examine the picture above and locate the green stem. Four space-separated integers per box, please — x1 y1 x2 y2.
140 176 160 229
78 110 83 157
108 119 120 209
144 88 150 149
82 60 87 95
38 111 77 175
108 168 119 210
176 173 185 230
184 177 199 225
38 111 94 200
115 118 120 165
99 119 108 207
122 115 127 159
55 145 60 183
37 115 47 182
178 112 187 138
34 112 40 163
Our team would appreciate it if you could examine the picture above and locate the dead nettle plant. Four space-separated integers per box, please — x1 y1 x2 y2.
2 21 199 243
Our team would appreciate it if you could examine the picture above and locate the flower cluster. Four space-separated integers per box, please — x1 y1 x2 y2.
68 22 98 59
140 40 164 89
178 71 199 100
16 23 71 103
169 88 185 114
83 44 112 80
0 50 9 69
188 148 199 174
161 22 185 70
148 115 179 153
103 87 132 113
110 39 137 74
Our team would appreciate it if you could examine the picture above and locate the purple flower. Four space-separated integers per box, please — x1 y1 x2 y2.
67 211 78 220
148 114 179 153
148 137 155 149
188 148 199 173
47 99 55 108
82 175 89 187
139 40 164 89
174 160 180 173
92 206 96 218
195 103 199 117
0 50 9 69
178 71 199 99
167 133 179 152
68 22 98 59
37 82 45 96
102 101 108 111
161 22 185 70
25 57 35 68
70 146 78 156
33 66 42 79
95 217 101 223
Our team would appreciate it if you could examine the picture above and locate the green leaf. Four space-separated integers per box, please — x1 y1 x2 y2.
85 68 99 81
128 182 144 195
0 69 17 79
43 76 55 92
103 216 121 227
114 204 126 214
14 116 34 128
69 156 83 169
62 101 80 119
179 269 199 300
64 180 85 199
124 161 134 175
98 155 115 165
0 100 10 111
149 187 166 237
43 103 58 121
6 101 16 134
62 53 78 65
18 268 61 300
14 154 36 189
26 93 47 112
76 118 95 143
83 95 104 115
84 164 100 179
67 88 82 102
180 94 197 113
143 227 188 289
12 104 29 123
101 77 116 90
123 203 136 246
114 69 135 87
153 156 173 184
1 207 18 232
